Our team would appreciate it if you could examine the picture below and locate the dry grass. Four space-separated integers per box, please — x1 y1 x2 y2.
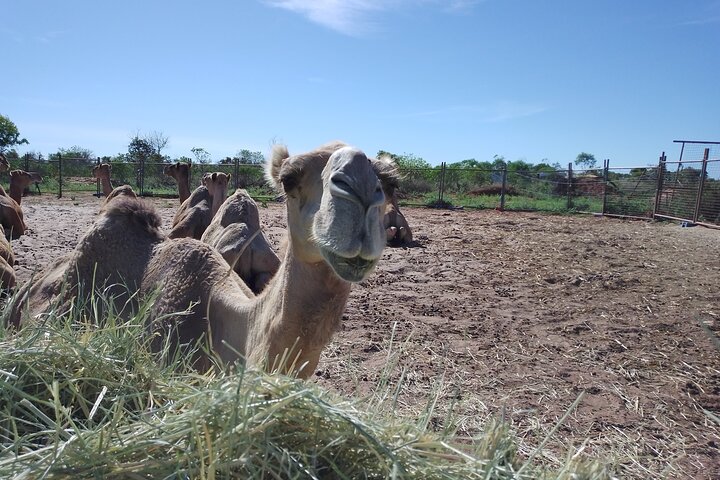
0 290 614 479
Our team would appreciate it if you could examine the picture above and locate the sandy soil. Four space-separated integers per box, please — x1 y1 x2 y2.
10 192 720 479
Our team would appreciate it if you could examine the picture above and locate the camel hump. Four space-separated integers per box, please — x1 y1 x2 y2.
101 196 163 233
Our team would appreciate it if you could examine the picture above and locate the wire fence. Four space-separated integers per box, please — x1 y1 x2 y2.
5 142 720 228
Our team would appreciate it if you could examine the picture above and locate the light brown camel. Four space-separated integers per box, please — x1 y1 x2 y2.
384 190 413 246
201 189 281 294
9 170 43 205
91 163 114 197
163 162 191 203
10 142 398 378
168 172 231 240
0 184 26 239
0 233 16 290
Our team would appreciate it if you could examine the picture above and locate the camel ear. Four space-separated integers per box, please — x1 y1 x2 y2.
372 154 399 198
265 144 291 192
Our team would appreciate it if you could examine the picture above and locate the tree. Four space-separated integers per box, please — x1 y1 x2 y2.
575 152 597 170
238 149 265 165
376 151 432 170
57 145 94 159
128 136 154 161
191 147 211 164
0 114 29 153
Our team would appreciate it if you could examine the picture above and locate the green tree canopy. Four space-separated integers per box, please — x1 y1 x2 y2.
0 114 29 153
376 151 432 170
575 152 597 170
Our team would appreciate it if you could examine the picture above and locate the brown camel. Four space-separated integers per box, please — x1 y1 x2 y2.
0 184 26 239
384 189 413 246
9 170 43 205
168 172 231 240
0 233 16 290
201 189 281 294
10 142 398 378
163 162 191 203
91 163 114 197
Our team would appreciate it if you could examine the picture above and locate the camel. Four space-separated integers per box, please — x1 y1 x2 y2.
91 163 114 197
0 184 26 239
168 172 231 240
201 189 281 294
0 153 10 172
0 233 16 290
9 170 43 205
163 162 191 203
384 190 413 246
10 142 398 378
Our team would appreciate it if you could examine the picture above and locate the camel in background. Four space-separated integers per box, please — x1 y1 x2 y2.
0 169 40 239
9 170 43 205
10 141 399 378
164 162 191 203
201 189 280 294
384 189 413 246
92 163 114 197
168 172 230 239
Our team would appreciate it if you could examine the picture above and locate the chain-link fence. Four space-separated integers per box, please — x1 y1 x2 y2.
653 141 720 227
4 143 719 227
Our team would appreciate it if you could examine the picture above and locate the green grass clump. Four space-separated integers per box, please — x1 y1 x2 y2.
0 292 612 479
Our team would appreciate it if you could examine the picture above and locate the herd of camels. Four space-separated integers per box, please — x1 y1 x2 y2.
1 142 414 377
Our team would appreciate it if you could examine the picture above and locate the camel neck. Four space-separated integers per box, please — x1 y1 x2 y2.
247 242 351 377
210 194 226 217
101 179 113 197
178 181 191 203
9 184 23 204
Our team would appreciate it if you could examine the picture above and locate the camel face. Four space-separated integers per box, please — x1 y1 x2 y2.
269 142 397 283
92 163 111 180
163 162 190 180
9 170 43 189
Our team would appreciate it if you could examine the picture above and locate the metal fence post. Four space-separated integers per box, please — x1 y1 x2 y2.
96 157 101 197
601 159 609 214
693 148 710 223
500 167 508 211
437 162 446 204
58 154 63 198
566 162 573 210
234 156 240 190
653 152 666 218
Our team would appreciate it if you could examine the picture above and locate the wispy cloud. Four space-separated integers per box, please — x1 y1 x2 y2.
35 30 67 44
403 101 548 123
680 15 720 26
263 0 483 36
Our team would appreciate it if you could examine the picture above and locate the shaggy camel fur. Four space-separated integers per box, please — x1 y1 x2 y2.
201 189 281 294
11 142 398 377
0 233 16 290
101 185 138 210
92 163 114 197
168 172 230 240
9 170 43 205
384 190 413 246
163 162 191 203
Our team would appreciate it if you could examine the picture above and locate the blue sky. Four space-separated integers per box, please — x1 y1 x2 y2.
3 0 719 167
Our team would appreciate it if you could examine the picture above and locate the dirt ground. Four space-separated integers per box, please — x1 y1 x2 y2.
11 192 720 479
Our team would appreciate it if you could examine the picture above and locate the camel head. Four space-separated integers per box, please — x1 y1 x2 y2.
163 162 190 181
202 172 231 215
91 163 111 180
0 154 9 173
9 170 43 189
266 141 398 283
